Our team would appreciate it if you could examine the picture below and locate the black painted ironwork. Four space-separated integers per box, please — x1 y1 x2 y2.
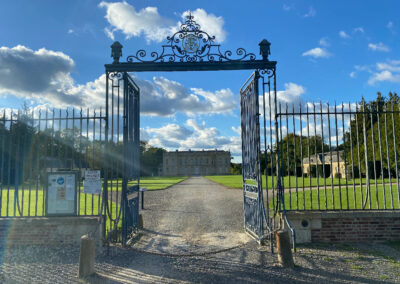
103 13 294 248
126 13 256 63
121 73 140 245
240 71 264 239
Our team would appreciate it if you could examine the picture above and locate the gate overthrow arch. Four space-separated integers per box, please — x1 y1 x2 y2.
103 13 295 248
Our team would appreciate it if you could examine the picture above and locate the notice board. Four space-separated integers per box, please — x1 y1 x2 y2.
45 171 77 216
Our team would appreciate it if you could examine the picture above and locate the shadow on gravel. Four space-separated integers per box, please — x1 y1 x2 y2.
86 245 389 284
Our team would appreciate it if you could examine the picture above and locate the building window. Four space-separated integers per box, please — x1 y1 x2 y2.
166 159 168 165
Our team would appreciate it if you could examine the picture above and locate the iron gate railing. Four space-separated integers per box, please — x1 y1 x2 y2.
272 98 400 211
0 72 141 246
0 108 107 217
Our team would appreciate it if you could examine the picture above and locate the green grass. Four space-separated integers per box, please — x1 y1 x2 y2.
0 176 185 217
206 174 398 189
206 175 400 210
105 176 186 191
281 185 400 210
137 176 186 190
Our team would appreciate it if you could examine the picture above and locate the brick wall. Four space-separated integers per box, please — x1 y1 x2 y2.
312 215 400 242
0 217 102 246
284 211 400 243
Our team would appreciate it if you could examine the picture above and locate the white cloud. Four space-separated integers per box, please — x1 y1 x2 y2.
368 42 390 52
353 27 364 34
283 4 294 11
339 30 350 39
377 60 400 72
303 6 316 18
260 82 306 117
368 70 400 85
387 21 393 29
0 45 87 107
68 29 74 34
182 9 226 42
231 126 241 135
143 119 241 155
302 47 331 58
367 60 400 85
0 45 237 116
349 71 356 78
99 2 226 43
319 37 329 47
137 76 237 116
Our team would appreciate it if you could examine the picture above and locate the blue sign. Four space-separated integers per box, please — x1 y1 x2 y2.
57 177 65 185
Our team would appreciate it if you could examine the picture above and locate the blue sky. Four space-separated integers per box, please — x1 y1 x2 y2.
0 0 399 162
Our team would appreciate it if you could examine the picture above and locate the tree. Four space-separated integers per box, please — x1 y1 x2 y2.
343 92 400 178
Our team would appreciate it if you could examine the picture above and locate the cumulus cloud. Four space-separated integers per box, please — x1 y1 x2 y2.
99 2 226 43
366 60 400 85
302 47 331 58
0 45 88 107
368 70 400 85
368 42 390 52
135 76 236 116
260 82 306 117
143 119 241 155
0 45 236 116
339 30 350 39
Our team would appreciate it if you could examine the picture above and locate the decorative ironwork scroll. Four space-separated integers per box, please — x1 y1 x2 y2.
126 13 256 63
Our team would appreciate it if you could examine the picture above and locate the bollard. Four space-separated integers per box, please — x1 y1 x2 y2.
138 214 143 229
78 234 95 278
275 230 294 268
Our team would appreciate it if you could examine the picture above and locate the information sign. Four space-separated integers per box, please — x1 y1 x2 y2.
83 170 102 194
46 172 77 216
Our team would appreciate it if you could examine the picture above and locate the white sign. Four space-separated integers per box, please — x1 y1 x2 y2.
47 172 76 215
83 170 102 194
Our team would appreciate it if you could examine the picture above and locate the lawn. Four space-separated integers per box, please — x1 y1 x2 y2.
206 174 399 190
207 174 400 210
105 176 186 191
281 185 400 210
0 176 186 217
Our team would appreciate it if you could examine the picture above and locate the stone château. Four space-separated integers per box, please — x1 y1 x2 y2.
162 150 231 176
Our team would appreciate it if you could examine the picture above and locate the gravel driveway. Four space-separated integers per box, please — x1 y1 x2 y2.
133 176 250 255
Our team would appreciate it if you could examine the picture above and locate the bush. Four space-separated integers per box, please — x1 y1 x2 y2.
334 173 342 178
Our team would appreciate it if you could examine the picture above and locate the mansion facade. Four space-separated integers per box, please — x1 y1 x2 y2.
162 150 231 176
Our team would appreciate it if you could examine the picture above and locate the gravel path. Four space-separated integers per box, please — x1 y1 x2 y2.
1 176 399 283
133 176 251 255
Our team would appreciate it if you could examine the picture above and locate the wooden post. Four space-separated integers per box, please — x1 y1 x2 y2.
275 230 294 268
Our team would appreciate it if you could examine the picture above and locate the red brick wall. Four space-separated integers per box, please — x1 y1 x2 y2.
312 216 400 242
0 217 101 246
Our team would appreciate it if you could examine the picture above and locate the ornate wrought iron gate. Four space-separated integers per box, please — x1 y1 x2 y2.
103 14 294 248
103 72 140 245
240 71 264 239
121 73 140 245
